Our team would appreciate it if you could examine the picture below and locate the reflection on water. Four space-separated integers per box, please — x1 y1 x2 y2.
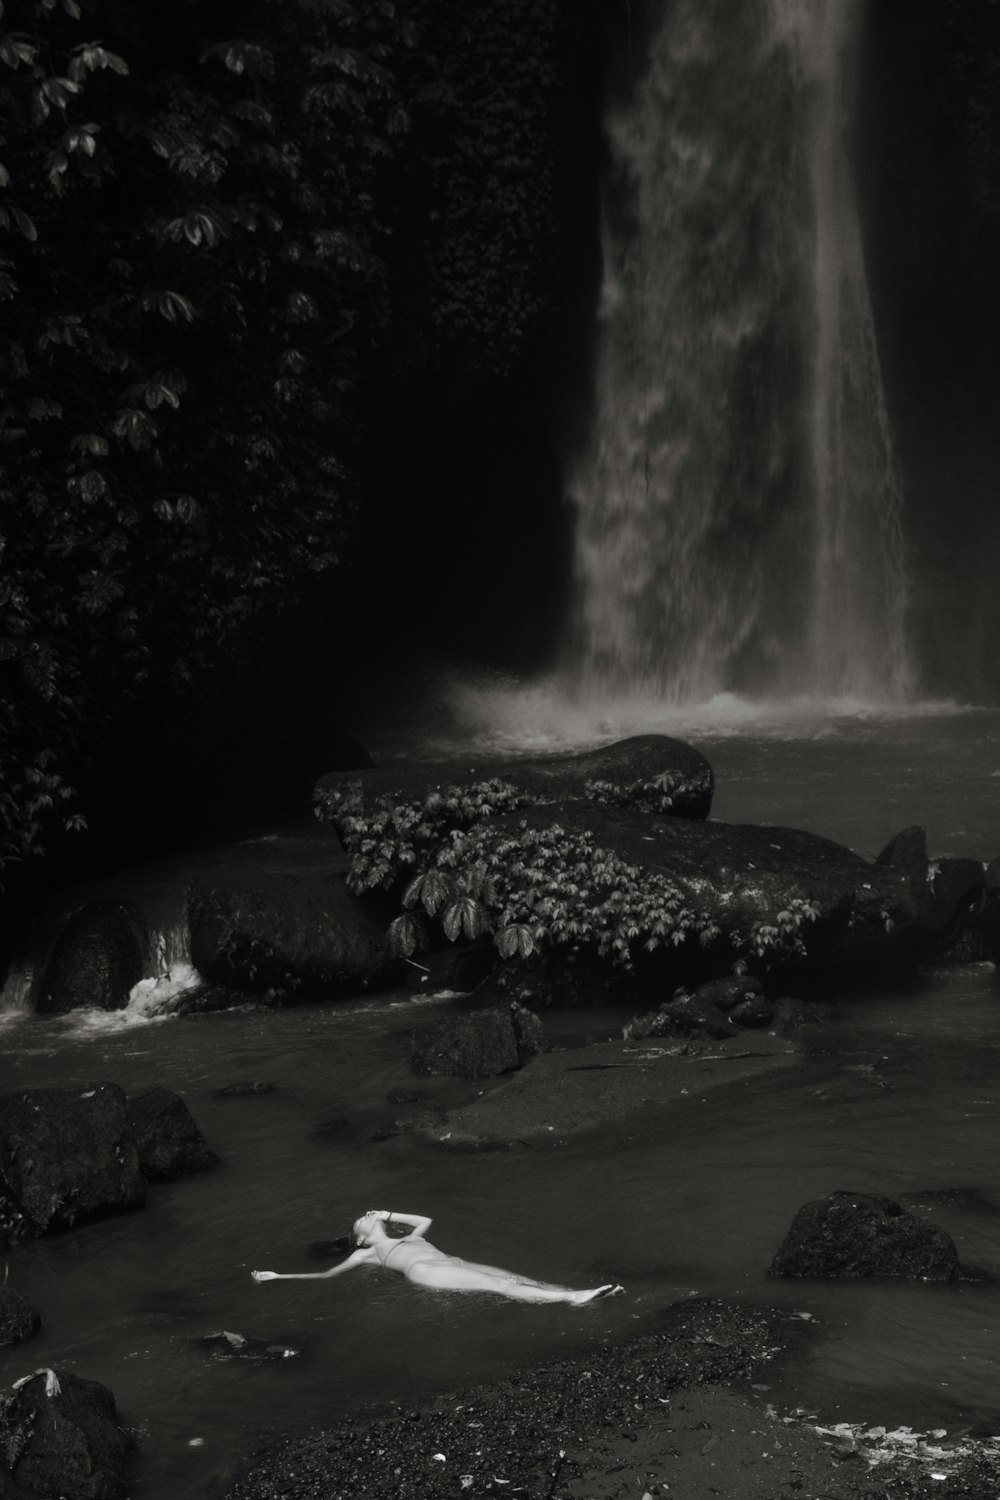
0 711 999 1496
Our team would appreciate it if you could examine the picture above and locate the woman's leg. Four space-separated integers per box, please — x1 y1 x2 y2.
406 1260 620 1305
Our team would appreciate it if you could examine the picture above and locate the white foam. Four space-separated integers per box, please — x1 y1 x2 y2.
55 963 204 1037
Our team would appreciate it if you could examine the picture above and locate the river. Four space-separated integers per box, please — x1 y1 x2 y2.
0 704 998 1498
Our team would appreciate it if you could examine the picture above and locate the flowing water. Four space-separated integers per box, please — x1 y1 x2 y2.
567 0 912 700
1 707 999 1497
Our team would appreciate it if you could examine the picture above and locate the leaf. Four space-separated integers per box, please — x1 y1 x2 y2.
388 913 419 958
9 206 36 242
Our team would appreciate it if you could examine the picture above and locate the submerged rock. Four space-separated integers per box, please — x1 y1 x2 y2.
410 1005 545 1079
0 1368 131 1500
316 733 715 824
126 1088 216 1182
36 901 148 1016
188 871 397 997
0 1084 145 1241
0 1289 41 1347
770 1190 962 1280
197 1330 299 1363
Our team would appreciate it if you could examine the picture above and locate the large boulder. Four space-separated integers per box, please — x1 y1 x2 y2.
188 871 397 997
0 1085 145 1242
36 902 148 1016
410 1005 544 1079
488 801 926 993
0 1369 131 1500
126 1088 216 1182
316 734 715 824
770 1191 962 1280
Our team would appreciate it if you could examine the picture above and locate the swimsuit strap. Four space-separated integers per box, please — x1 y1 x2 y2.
382 1238 408 1266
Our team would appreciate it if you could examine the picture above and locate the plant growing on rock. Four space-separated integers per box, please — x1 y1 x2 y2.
387 819 819 976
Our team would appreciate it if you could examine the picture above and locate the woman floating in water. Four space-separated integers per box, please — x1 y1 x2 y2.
252 1209 623 1306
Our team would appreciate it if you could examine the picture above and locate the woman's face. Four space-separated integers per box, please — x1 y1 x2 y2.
353 1211 380 1245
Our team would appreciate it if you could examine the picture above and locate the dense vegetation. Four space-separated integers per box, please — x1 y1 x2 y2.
319 777 820 977
0 0 579 905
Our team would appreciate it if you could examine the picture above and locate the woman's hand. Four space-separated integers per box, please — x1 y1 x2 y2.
251 1270 278 1282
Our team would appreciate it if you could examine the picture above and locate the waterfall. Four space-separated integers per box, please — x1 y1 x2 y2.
567 0 913 704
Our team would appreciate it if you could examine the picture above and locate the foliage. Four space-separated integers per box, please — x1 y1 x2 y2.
583 769 714 815
389 818 819 973
318 778 819 974
0 0 416 868
316 778 536 894
394 0 565 379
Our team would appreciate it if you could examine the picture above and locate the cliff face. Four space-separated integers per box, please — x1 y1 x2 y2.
859 0 1000 701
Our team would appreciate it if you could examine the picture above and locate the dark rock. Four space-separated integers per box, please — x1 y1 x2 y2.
36 902 148 1016
317 733 715 824
965 855 1000 962
0 1085 145 1240
0 1290 40 1347
0 1368 131 1500
876 825 930 894
770 1190 962 1280
770 997 826 1032
728 992 775 1027
625 994 739 1041
495 801 926 992
404 944 495 994
197 1330 299 1363
410 1008 522 1078
510 1001 546 1059
472 955 553 1010
189 871 397 997
692 975 766 1011
126 1088 216 1182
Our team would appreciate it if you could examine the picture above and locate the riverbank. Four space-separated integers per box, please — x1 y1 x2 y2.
221 1293 1000 1500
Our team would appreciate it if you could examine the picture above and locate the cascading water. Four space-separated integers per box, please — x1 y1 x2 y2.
566 0 913 705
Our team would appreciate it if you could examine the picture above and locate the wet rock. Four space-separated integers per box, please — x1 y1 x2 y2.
770 996 825 1032
126 1088 216 1182
197 1330 299 1363
0 1290 40 1347
770 1190 962 1280
625 993 739 1041
404 943 495 994
36 902 147 1016
692 975 766 1011
189 871 398 998
410 1007 530 1078
876 825 930 896
728 992 775 1027
498 801 925 992
509 1000 546 1059
317 733 715 824
0 1368 131 1500
0 1084 145 1242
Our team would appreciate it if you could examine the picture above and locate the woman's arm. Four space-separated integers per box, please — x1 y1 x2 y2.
252 1248 373 1282
384 1211 433 1239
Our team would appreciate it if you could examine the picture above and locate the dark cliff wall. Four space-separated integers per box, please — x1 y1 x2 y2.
860 0 1000 701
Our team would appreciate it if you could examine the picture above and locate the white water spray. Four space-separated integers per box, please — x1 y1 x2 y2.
566 0 913 704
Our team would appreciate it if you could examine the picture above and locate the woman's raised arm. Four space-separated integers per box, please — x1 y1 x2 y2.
384 1211 433 1238
252 1248 373 1282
